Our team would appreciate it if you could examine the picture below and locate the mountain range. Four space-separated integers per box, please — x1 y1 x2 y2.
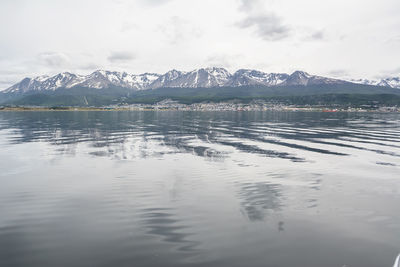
1 67 400 106
3 67 400 94
7 67 399 93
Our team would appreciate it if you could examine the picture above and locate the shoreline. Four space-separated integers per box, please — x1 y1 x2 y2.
0 106 398 112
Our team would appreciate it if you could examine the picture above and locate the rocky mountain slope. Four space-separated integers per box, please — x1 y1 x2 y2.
4 71 161 93
350 77 400 89
3 67 359 94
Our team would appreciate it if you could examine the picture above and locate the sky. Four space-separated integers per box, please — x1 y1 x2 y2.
0 0 399 89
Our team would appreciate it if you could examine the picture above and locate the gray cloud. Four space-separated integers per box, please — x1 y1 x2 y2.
37 52 69 67
239 0 259 12
236 0 290 41
0 0 399 81
236 15 290 41
306 30 325 41
107 51 136 63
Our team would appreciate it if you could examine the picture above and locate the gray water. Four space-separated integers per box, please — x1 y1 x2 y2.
0 111 399 267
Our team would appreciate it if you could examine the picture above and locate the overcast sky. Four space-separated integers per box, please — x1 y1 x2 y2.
0 0 399 89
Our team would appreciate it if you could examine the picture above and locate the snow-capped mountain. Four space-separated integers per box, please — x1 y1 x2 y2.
4 67 397 94
283 71 348 86
76 70 160 90
380 77 400 88
4 71 161 93
227 69 289 86
151 67 232 88
5 75 51 93
148 69 185 89
351 77 400 89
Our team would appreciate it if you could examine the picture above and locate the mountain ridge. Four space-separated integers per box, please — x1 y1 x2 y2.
350 77 400 89
7 67 397 94
2 67 400 107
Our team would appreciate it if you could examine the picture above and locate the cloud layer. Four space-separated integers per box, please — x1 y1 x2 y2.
0 0 399 89
236 0 290 41
38 52 69 67
107 51 136 63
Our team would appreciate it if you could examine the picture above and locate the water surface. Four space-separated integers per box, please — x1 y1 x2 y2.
0 111 399 267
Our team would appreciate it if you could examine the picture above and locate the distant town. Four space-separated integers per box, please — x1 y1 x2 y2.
1 99 399 112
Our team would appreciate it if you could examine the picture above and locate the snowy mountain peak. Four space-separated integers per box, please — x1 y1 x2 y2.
202 67 231 76
4 68 399 94
150 68 231 88
291 70 311 77
35 75 51 81
284 71 347 86
165 69 185 79
228 69 289 86
350 76 400 89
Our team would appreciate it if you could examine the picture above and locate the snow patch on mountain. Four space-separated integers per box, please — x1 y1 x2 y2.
228 69 289 86
350 77 400 89
150 67 231 88
4 70 161 93
6 68 398 94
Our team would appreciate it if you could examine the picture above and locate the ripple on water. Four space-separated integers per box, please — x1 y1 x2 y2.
0 111 399 267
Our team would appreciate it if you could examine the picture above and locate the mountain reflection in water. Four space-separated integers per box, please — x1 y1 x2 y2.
0 111 399 267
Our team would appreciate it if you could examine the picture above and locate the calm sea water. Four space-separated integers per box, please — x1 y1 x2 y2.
0 111 399 267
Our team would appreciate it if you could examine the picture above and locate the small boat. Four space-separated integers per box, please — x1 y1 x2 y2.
394 254 400 267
